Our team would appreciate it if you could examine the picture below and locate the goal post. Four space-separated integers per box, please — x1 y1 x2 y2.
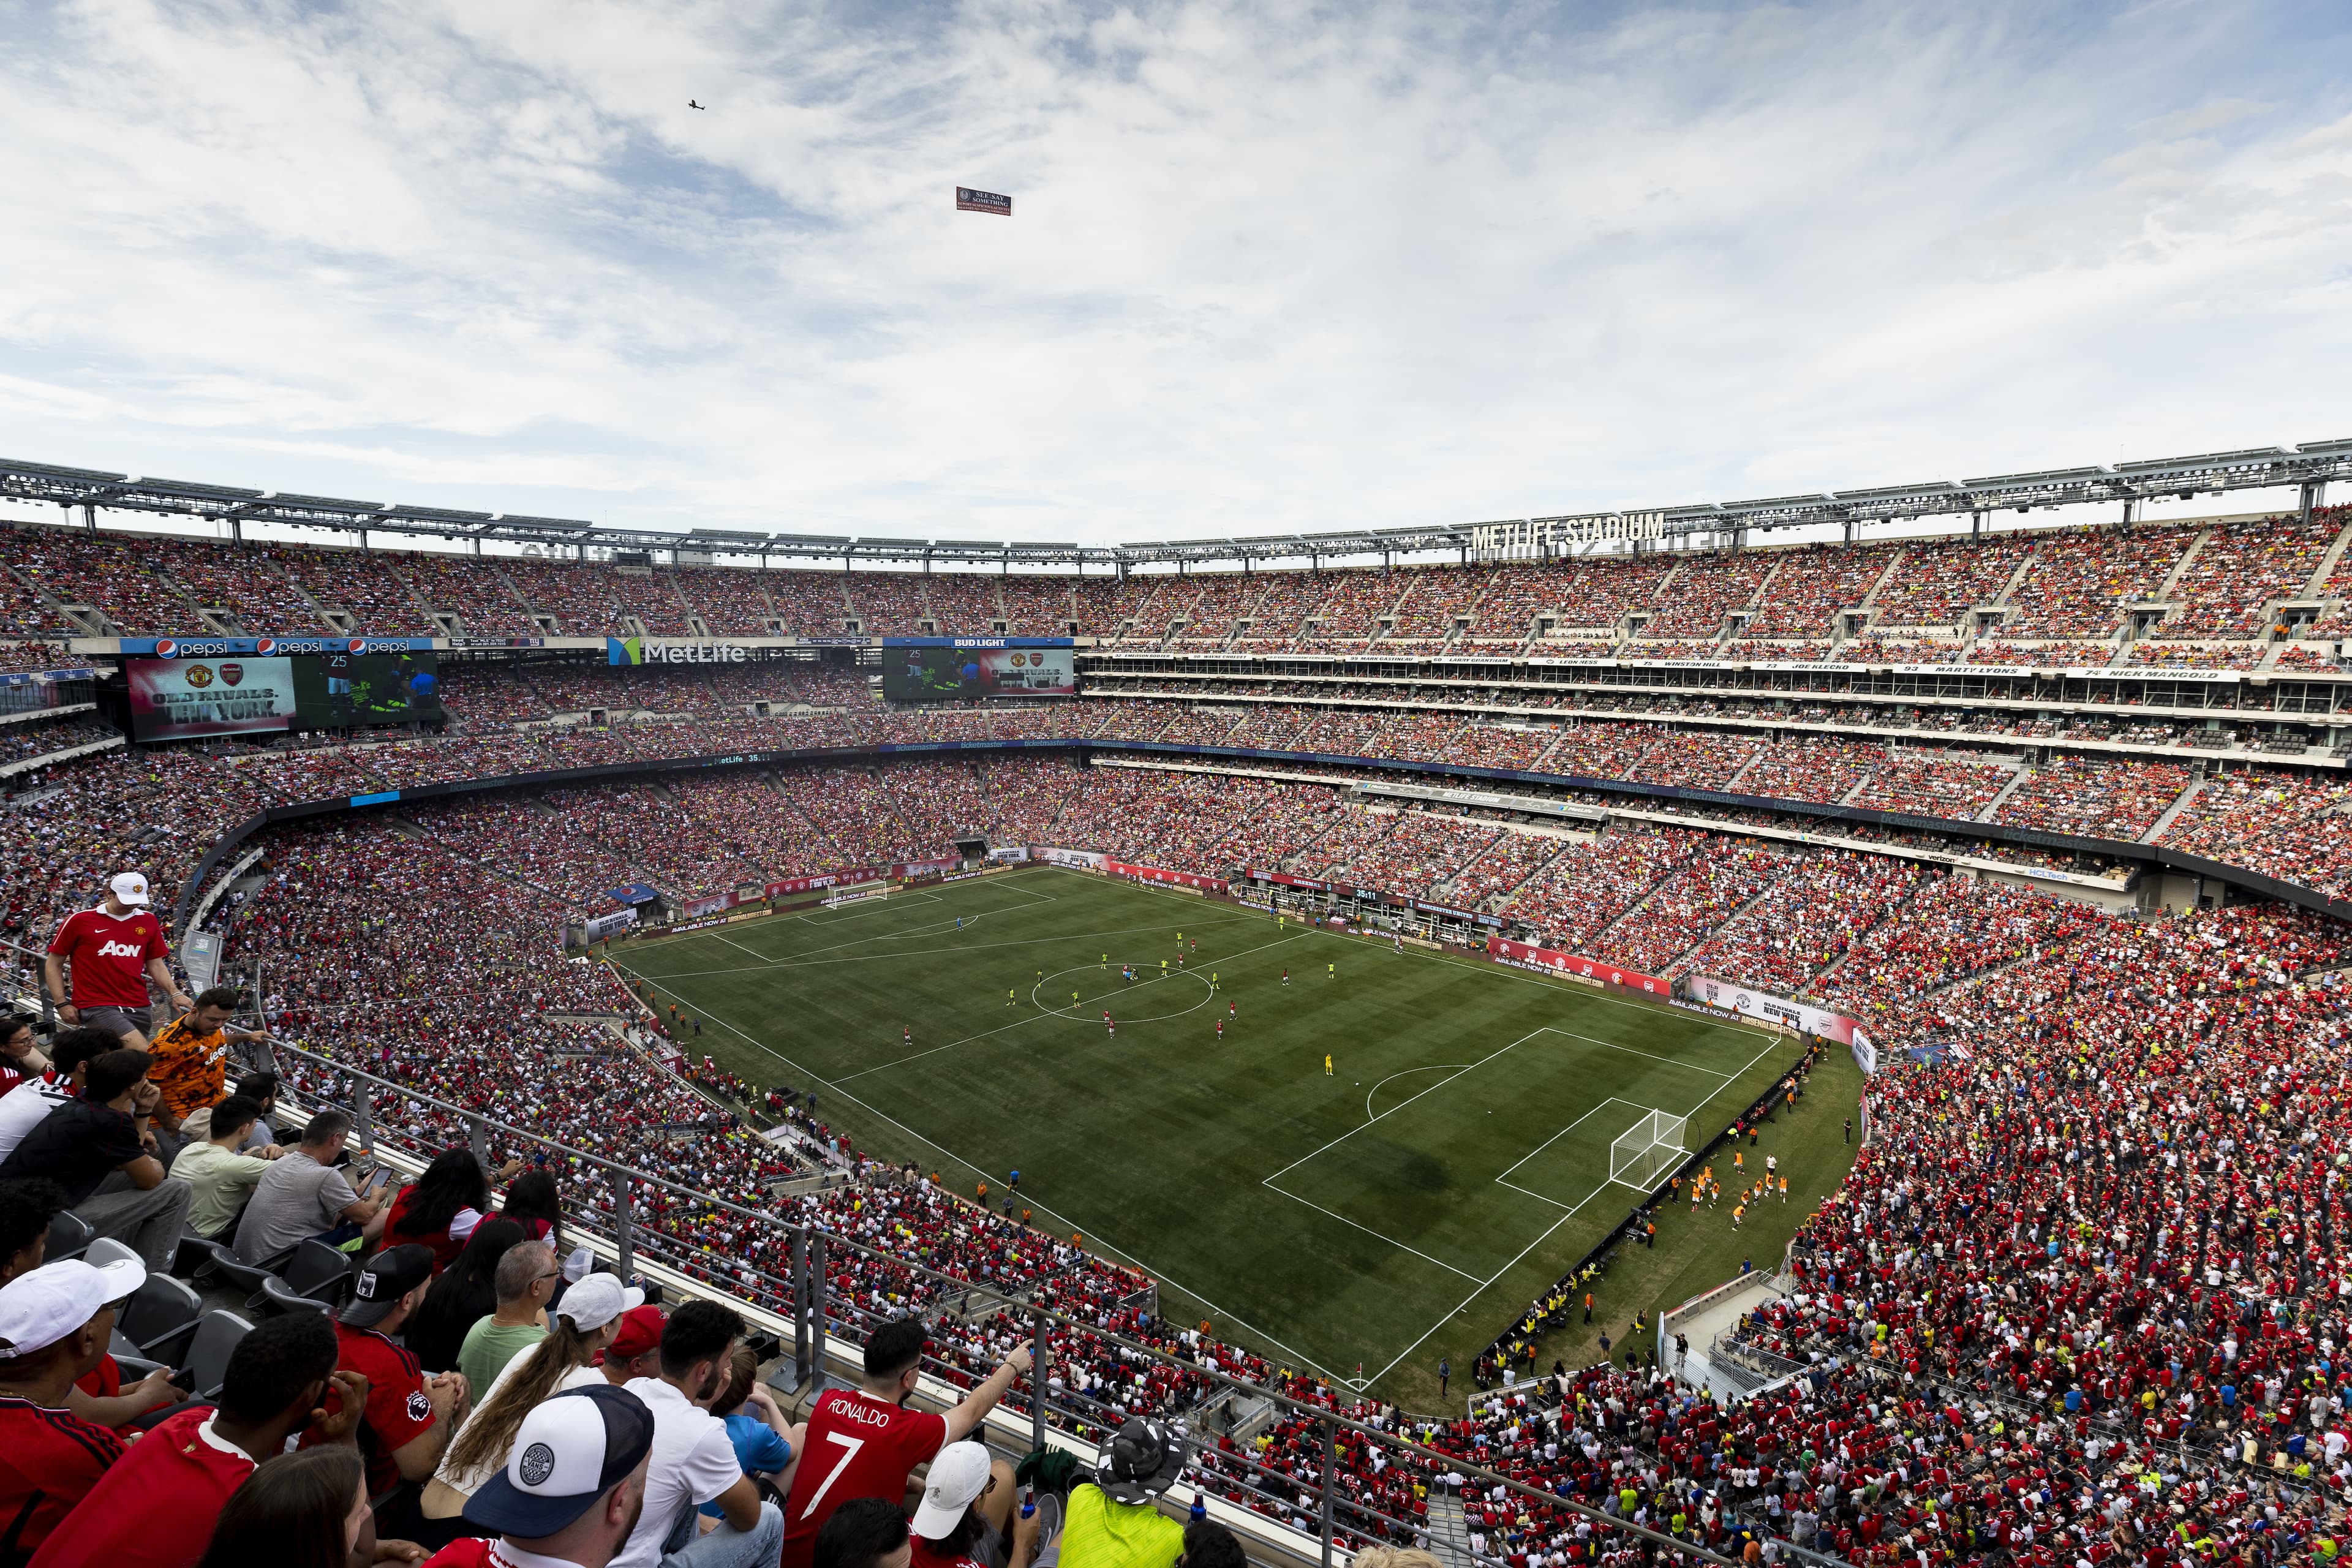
1608 1108 1689 1191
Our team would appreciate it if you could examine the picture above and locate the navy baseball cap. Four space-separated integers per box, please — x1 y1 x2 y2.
465 1385 655 1537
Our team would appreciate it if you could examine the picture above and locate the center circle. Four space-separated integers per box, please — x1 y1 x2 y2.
1033 963 1217 1023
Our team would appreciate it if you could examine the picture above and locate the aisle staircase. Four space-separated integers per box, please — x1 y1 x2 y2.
1423 1489 1484 1568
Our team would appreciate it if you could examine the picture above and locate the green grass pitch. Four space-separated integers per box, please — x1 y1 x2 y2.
611 866 1859 1407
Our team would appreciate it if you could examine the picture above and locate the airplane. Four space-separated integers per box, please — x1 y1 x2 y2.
688 100 706 110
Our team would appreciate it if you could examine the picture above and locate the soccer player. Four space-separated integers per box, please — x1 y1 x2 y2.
1327 962 1334 979
1210 971 1218 990
1216 1019 1224 1041
903 1025 912 1047
1007 988 1016 1008
1323 1053 1333 1076
1101 954 1107 969
956 916 963 930
1106 1018 1115 1040
1281 968 1289 986
1227 1001 1236 1020
1071 990 1080 1009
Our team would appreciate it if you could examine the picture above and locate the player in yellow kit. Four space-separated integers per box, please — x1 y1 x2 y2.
1324 1052 1333 1076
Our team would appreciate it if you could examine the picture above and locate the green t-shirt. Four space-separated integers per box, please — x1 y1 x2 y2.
458 1317 546 1401
169 1140 273 1239
1059 1483 1187 1568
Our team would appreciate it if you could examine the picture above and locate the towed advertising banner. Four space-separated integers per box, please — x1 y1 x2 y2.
1687 974 1876 1074
583 909 638 942
1486 935 1670 998
1105 858 1226 893
128 657 298 739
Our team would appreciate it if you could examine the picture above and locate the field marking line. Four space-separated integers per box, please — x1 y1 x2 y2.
711 932 767 960
796 891 946 926
611 970 1362 1387
1363 1064 1467 1123
1258 1182 1484 1282
625 915 1253 980
1257 1028 1547 1189
831 1009 1052 1084
1548 1030 1741 1079
1491 1096 1643 1189
1366 1031 1806 1384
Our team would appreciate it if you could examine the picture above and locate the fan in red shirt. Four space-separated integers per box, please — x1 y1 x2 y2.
29 1311 370 1568
43 872 192 1052
778 1319 1035 1568
0 1256 145 1559
0 1014 47 1099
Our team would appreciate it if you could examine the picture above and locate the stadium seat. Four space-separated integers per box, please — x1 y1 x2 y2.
279 1238 357 1306
43 1209 93 1261
250 1275 333 1316
119 1271 204 1363
182 1311 255 1403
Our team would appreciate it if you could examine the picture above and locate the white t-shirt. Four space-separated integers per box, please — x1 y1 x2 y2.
612 1376 745 1568
432 1360 606 1496
0 1077 72 1164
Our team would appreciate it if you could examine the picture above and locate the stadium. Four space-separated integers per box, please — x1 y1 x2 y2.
7 0 2352 1562
6 437 2352 1567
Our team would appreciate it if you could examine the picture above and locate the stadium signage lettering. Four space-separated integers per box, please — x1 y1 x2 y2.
1471 511 1665 557
647 644 747 663
135 636 429 657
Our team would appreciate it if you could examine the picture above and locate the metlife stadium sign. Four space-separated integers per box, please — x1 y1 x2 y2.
1471 513 1666 557
607 638 749 666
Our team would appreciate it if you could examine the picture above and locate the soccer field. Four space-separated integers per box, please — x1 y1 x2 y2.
612 867 1826 1401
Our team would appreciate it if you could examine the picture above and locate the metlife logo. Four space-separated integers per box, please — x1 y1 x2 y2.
606 637 748 665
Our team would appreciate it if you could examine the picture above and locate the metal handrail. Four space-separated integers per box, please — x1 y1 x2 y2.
257 1038 1752 1567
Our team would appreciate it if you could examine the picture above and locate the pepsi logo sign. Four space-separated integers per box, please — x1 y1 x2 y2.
154 639 177 657
347 638 367 653
255 638 276 654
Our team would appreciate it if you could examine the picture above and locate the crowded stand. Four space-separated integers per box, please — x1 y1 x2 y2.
21 689 2352 1566
673 562 782 635
2158 511 2344 637
1446 825 1566 910
1458 562 1562 650
1301 569 1406 649
605 566 697 635
762 567 853 633
1231 570 1330 650
1640 554 1770 641
1992 754 2194 840
1599 839 1789 974
2000 523 2198 639
496 554 629 636
1736 545 1887 639
999 573 1079 636
842 571 930 635
1626 730 1763 793
393 550 538 633
1553 556 1672 631
1385 564 1492 651
1727 736 1877 806
1167 573 1264 646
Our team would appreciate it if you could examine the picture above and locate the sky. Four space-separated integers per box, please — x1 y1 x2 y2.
1 0 2348 554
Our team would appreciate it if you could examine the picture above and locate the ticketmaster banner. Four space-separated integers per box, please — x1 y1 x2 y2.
1689 974 1877 1074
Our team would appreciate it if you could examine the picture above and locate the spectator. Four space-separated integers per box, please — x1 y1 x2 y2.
0 1256 144 1558
179 1069 283 1155
696 1344 800 1520
0 1028 110 1167
233 1108 385 1266
1042 1418 1191 1568
409 1219 528 1377
456 1239 557 1398
141 988 271 1159
814 1498 911 1568
42 872 190 1050
908 1441 1022 1568
420 1385 655 1568
0 1047 192 1272
500 1166 565 1253
0 1012 48 1096
422 1272 647 1530
386 1147 506 1272
0 1177 67 1286
30 1311 364 1568
303 1243 470 1494
168 1093 279 1241
190 1446 389 1568
601 1305 666 1385
614 1296 782 1568
780 1317 1033 1568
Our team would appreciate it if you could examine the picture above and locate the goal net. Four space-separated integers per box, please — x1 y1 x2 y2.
1608 1109 1689 1191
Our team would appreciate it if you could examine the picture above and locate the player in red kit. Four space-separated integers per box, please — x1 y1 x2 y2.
778 1319 1035 1568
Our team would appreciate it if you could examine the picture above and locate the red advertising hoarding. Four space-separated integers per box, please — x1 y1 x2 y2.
1485 935 1670 997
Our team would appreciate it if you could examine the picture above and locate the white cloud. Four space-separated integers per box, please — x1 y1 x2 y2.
0 0 2346 547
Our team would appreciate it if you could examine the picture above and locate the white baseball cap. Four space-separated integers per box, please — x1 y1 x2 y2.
0 1257 147 1359
912 1441 995 1537
107 872 151 907
554 1271 647 1334
466 1385 656 1537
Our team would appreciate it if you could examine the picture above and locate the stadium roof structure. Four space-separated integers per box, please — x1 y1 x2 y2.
4 438 2348 568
